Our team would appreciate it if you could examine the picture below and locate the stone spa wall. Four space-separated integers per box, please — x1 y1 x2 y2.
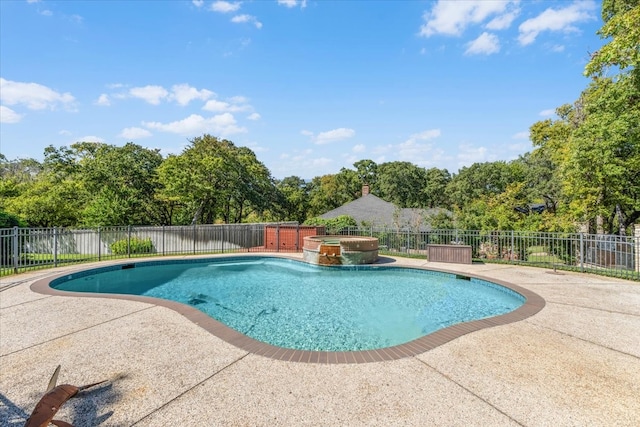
302 235 379 265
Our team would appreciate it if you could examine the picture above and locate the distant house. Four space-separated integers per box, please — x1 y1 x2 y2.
319 185 449 230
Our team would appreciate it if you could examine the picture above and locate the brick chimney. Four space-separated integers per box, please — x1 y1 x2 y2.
362 185 370 197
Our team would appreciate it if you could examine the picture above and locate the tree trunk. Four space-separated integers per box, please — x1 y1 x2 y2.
616 204 626 235
191 200 204 225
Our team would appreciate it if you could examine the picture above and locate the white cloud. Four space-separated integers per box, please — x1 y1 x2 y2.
119 127 152 139
192 0 204 7
202 99 251 113
408 129 442 142
396 129 442 160
0 78 75 110
231 14 262 29
539 109 555 117
368 131 450 168
247 112 261 120
59 129 72 136
274 150 333 178
40 10 53 16
95 94 110 106
228 95 248 104
518 1 596 46
129 85 169 105
512 131 529 139
457 143 490 167
352 144 366 153
315 128 356 144
277 0 306 8
211 1 241 13
465 32 500 55
75 135 104 143
300 130 313 136
551 44 565 52
0 105 23 123
243 141 266 152
143 113 246 136
419 0 516 37
170 84 214 106
485 7 519 30
202 100 231 112
509 142 530 152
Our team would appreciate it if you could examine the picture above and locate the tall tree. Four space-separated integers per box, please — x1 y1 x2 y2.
446 161 524 209
423 167 451 209
562 77 640 233
157 135 276 225
353 159 378 189
376 161 428 208
75 142 164 226
275 176 310 223
585 0 639 79
306 173 357 218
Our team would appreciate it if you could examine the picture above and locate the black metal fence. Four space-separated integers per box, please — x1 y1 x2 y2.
334 227 639 281
2 224 639 281
0 223 300 276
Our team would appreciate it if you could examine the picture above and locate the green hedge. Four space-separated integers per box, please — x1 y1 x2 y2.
110 237 155 255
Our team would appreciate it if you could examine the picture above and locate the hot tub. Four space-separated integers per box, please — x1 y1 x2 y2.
303 235 379 265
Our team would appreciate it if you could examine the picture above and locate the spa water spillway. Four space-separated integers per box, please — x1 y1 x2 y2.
302 235 379 265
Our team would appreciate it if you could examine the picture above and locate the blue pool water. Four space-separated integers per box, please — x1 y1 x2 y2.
52 257 524 351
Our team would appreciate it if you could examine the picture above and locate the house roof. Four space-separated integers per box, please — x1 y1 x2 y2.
319 194 448 230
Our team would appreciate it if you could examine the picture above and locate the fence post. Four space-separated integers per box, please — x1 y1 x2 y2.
634 224 640 274
53 227 59 268
127 225 132 258
162 225 165 256
98 227 102 261
276 223 280 252
12 226 19 274
193 224 197 255
296 223 300 252
580 233 584 273
510 230 515 262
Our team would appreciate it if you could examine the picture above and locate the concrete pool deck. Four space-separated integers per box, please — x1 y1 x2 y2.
1 254 639 426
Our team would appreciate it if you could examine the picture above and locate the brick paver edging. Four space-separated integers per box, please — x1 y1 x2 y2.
31 256 545 364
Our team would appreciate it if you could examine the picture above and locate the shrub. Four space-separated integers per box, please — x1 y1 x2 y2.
304 215 357 234
110 237 155 255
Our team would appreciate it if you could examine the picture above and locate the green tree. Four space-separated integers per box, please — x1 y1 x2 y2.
562 77 640 233
304 215 357 233
585 0 639 79
376 161 428 208
2 149 86 227
353 159 378 189
305 166 367 218
446 161 524 209
74 142 164 226
274 176 310 223
423 167 451 209
157 135 276 225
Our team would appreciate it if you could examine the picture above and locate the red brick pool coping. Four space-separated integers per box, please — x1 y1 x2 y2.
31 256 545 364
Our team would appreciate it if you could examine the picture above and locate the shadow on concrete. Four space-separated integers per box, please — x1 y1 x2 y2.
0 392 29 426
375 256 398 264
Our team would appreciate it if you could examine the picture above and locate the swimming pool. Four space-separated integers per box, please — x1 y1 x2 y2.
46 256 529 354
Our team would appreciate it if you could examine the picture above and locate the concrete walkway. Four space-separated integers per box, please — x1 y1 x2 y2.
1 255 639 426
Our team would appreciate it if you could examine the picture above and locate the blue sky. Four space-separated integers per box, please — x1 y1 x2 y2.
1 0 604 179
